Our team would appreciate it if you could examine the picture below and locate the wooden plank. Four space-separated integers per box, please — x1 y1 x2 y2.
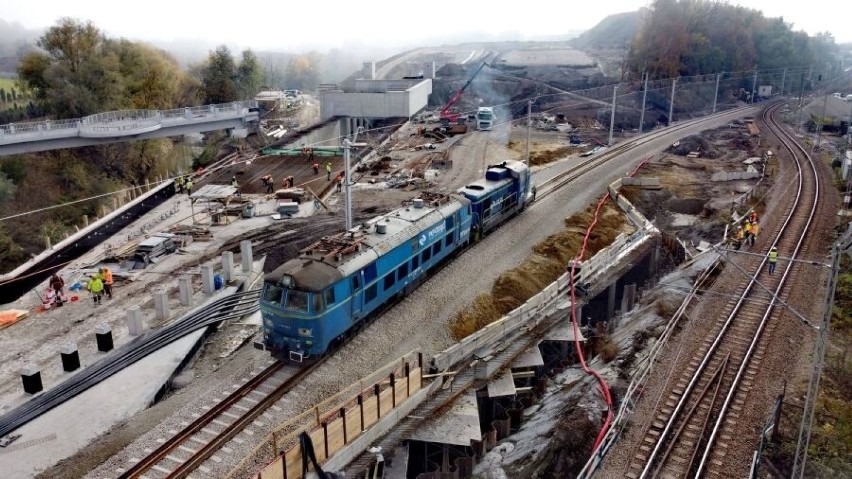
394 380 409 403
409 368 422 393
259 456 285 479
362 396 378 429
379 387 394 417
310 428 327 462
345 405 362 443
285 444 302 479
326 417 345 457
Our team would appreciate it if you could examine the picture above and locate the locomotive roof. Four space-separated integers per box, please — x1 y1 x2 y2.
457 160 526 200
264 191 468 291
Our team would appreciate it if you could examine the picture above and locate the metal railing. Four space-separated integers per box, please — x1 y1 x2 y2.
0 100 258 141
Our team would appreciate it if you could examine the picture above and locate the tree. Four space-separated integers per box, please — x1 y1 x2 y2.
235 49 263 100
285 52 322 91
0 88 5 102
201 45 237 104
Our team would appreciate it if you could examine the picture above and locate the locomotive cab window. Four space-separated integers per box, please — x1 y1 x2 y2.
352 275 360 290
398 263 408 280
384 273 395 290
262 283 284 304
285 290 309 313
312 293 323 313
324 287 336 305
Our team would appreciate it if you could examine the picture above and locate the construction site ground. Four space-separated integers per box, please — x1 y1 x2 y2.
0 92 778 478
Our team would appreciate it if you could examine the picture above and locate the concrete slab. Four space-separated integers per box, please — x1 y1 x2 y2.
486 371 517 398
0 330 203 478
545 322 586 342
409 393 480 446
512 346 544 369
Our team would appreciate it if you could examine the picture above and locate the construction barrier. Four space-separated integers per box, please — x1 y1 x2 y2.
231 352 426 479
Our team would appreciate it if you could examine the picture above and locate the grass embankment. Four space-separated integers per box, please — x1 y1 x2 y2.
805 257 852 474
448 200 629 341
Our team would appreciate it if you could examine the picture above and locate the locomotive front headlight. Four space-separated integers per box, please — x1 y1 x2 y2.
298 328 313 337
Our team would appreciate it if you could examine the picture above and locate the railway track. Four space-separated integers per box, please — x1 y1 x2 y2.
534 105 752 202
624 101 820 478
119 362 319 479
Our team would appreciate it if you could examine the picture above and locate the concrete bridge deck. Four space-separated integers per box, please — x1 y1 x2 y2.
0 100 259 156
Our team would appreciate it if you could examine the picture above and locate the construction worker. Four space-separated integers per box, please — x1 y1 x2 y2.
733 225 745 249
175 176 184 194
231 176 241 198
308 147 314 162
768 246 778 274
749 210 758 224
261 175 274 193
748 221 760 247
87 274 104 306
336 174 343 193
326 162 332 181
313 163 320 175
185 177 193 196
743 220 753 248
98 267 114 299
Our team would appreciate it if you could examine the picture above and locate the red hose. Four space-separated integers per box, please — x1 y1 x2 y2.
568 157 651 451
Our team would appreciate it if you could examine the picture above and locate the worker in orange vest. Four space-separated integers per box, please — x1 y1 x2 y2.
748 222 760 247
749 210 758 224
98 267 114 300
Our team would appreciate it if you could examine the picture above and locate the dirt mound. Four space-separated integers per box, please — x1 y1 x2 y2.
667 135 720 158
449 201 630 340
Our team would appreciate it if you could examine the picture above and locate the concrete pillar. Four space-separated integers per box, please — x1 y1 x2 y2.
60 342 80 372
222 251 234 282
45 236 51 249
178 276 192 306
126 306 144 336
648 238 660 277
21 363 42 394
113 196 119 210
201 265 215 294
82 215 89 227
623 283 637 313
101 205 108 217
154 290 170 321
145 178 151 192
607 282 617 321
240 240 253 273
95 323 113 352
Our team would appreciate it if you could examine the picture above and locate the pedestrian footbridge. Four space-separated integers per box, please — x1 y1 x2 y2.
0 101 259 156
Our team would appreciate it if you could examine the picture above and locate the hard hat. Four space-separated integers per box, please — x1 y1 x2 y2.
771 246 777 250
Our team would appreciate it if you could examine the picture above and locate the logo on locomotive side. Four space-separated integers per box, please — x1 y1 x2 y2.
419 223 446 247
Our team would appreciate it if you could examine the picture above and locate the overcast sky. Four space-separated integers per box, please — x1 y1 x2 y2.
3 0 850 53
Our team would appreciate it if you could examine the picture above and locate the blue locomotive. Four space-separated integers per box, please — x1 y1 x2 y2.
256 160 534 362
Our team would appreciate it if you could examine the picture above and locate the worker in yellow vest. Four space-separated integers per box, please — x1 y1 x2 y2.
743 220 753 248
768 246 778 274
733 225 745 249
87 274 104 306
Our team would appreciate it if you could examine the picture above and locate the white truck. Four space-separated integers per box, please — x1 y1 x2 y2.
476 107 495 130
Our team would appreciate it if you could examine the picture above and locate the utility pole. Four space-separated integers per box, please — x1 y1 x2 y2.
608 85 618 146
525 99 532 165
815 91 829 151
791 233 850 478
750 70 759 104
797 72 807 133
712 72 722 113
639 73 648 133
668 77 678 126
780 67 787 96
343 138 353 230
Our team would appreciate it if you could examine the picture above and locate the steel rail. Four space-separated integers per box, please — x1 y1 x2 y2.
637 101 817 478
694 100 820 476
0 288 261 438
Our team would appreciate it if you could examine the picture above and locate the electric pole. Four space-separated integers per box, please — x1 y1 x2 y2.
751 70 759 104
713 72 722 113
780 67 787 96
668 77 678 126
343 138 353 230
525 99 532 165
608 85 618 146
639 73 648 133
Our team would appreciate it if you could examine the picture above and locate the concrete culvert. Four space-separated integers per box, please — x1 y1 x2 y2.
666 197 705 215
